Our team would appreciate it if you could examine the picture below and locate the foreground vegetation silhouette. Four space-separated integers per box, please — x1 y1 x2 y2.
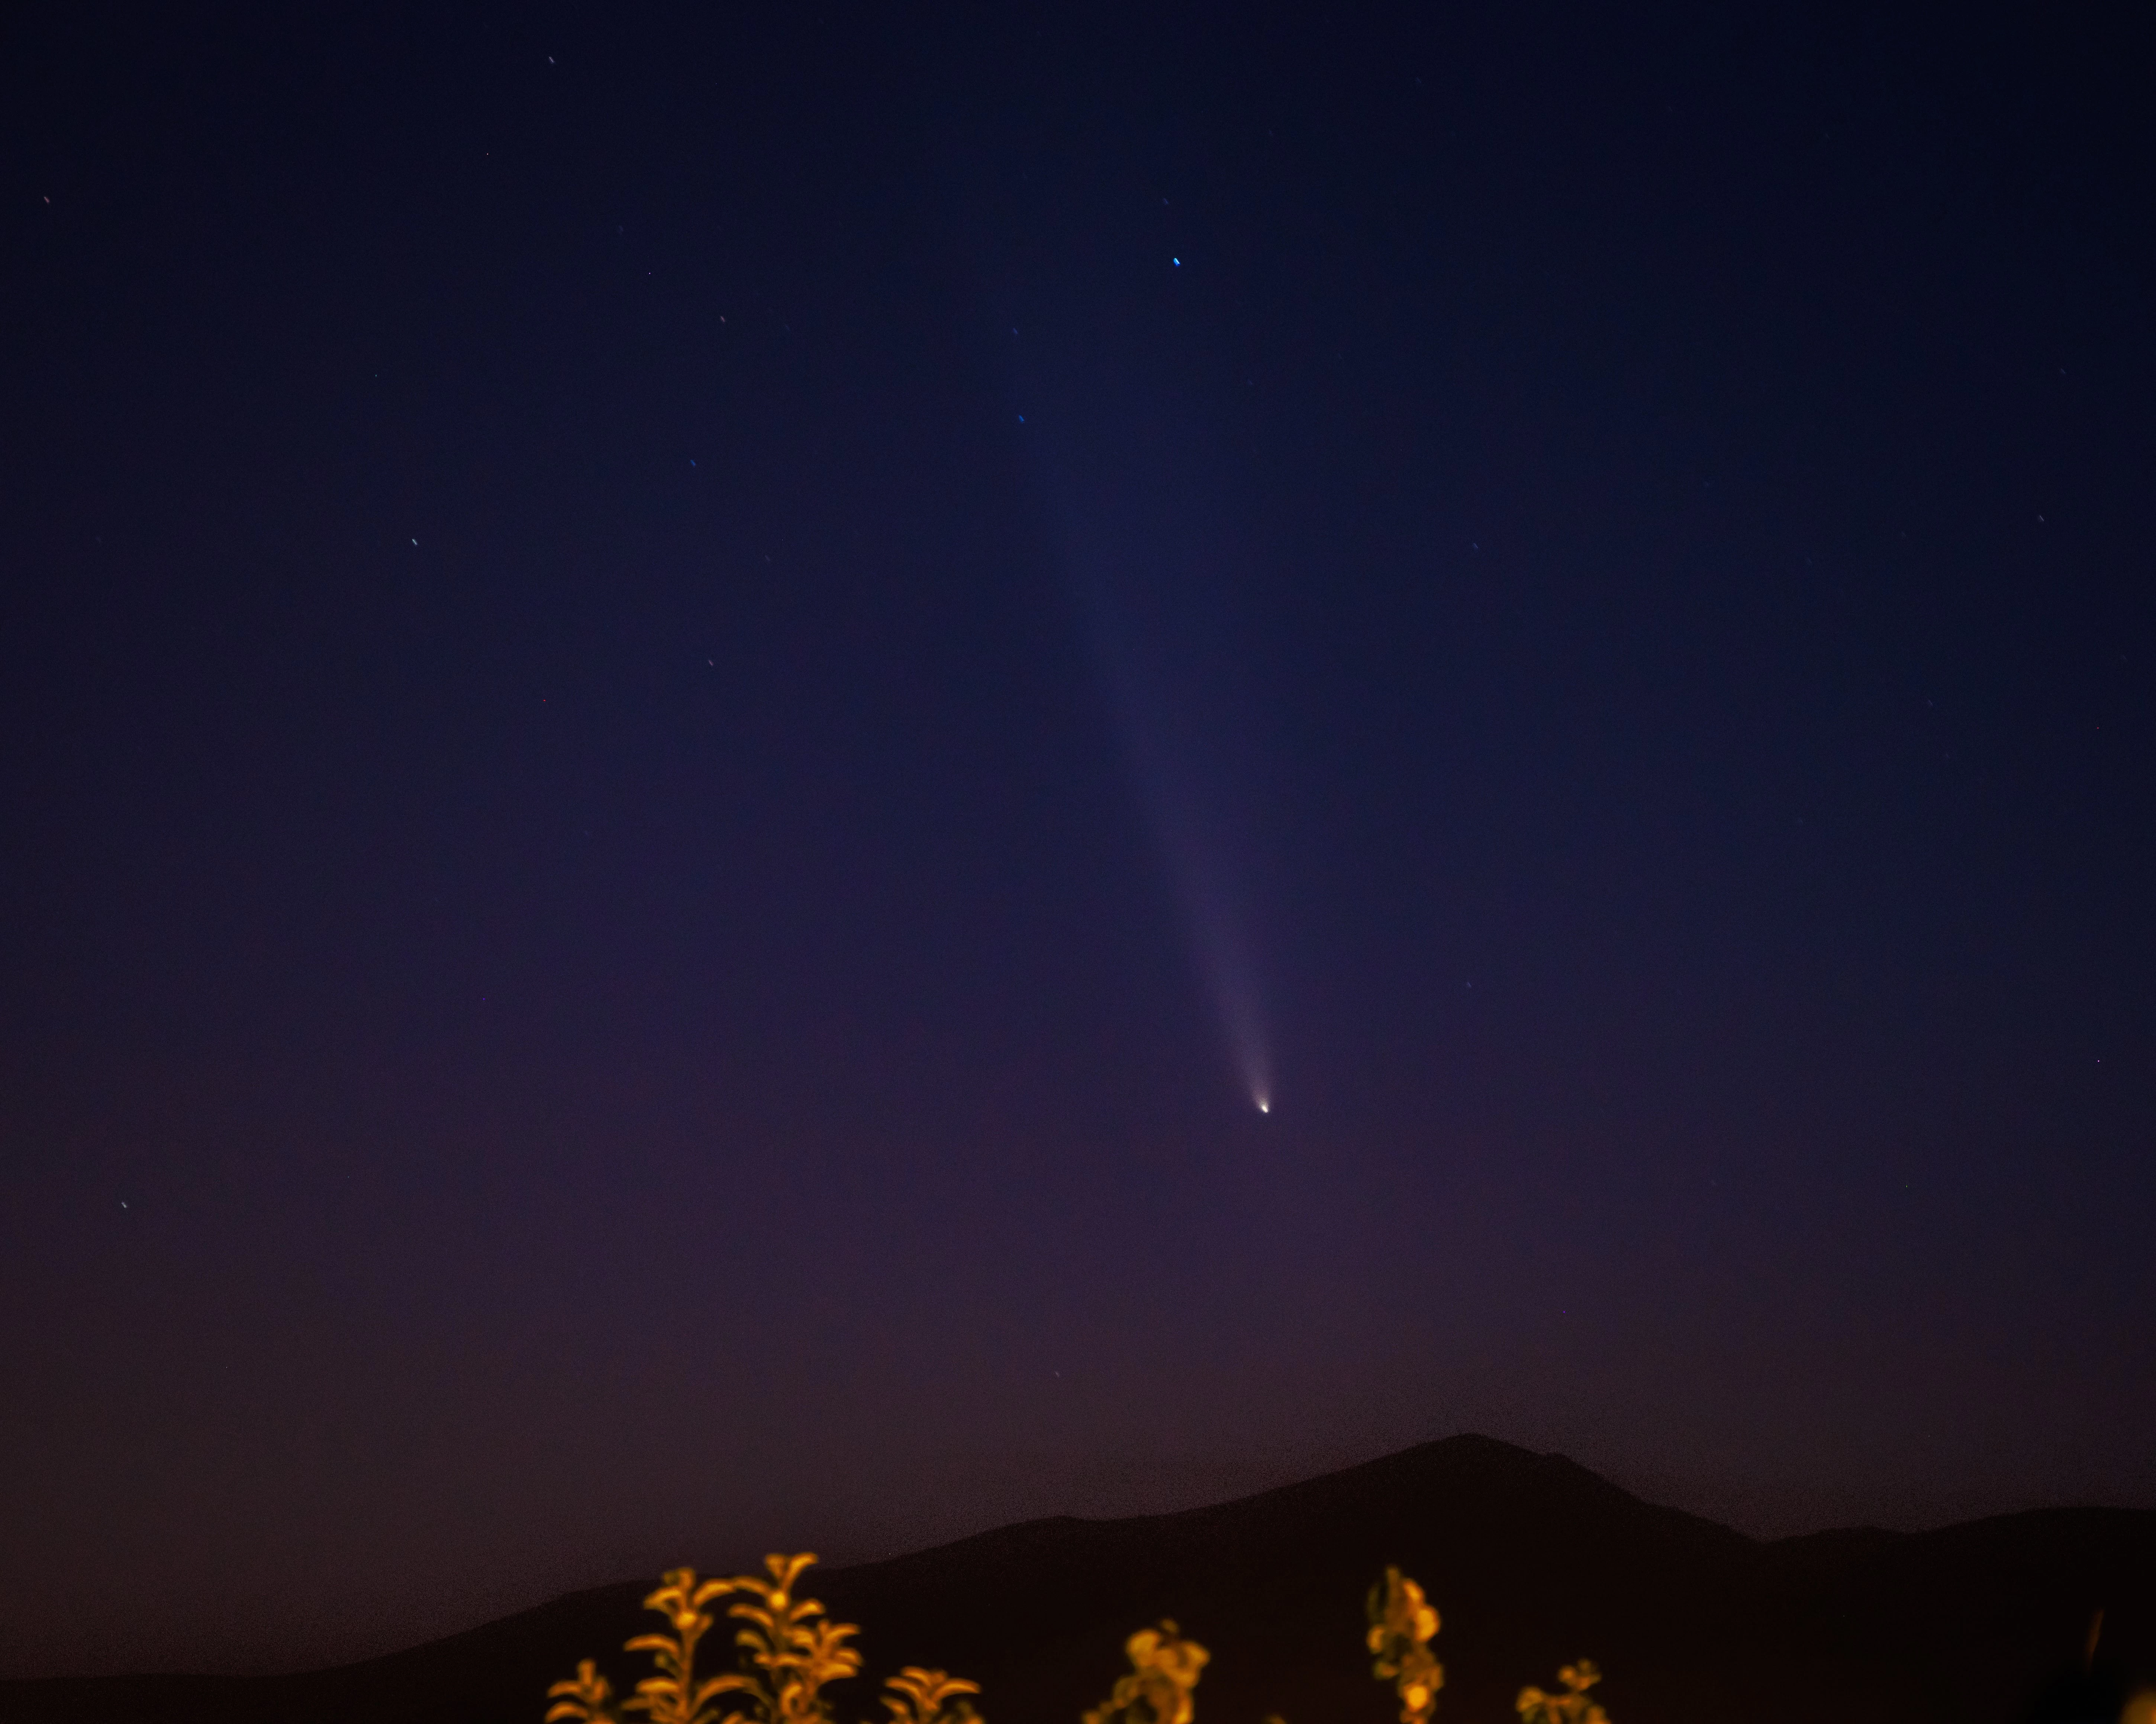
547 1554 1608 1724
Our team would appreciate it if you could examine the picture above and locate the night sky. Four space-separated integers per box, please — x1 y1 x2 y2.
4 1 2153 1682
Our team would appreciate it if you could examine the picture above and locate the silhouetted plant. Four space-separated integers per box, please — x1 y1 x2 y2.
547 1567 733 1724
548 1556 962 1724
551 1555 1611 1724
881 1667 983 1724
1365 1566 1444 1724
713 1553 865 1724
1517 1660 1609 1724
1082 1622 1210 1724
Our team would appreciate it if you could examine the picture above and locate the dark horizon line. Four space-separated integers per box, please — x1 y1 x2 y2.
13 1430 2153 1691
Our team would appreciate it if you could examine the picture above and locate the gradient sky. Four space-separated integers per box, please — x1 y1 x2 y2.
4 0 2153 1682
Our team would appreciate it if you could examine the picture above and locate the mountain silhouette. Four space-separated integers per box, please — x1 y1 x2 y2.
5 1435 2150 1724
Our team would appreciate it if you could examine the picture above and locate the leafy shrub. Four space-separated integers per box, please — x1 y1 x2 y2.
549 1554 1608 1724
1514 1664 1608 1724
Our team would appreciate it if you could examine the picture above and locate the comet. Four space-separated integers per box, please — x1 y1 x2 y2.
1006 295 1278 1114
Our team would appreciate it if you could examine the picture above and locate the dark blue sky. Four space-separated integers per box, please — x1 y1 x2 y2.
3 0 2152 1680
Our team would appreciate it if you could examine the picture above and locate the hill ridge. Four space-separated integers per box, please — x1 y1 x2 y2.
3 1433 2149 1724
